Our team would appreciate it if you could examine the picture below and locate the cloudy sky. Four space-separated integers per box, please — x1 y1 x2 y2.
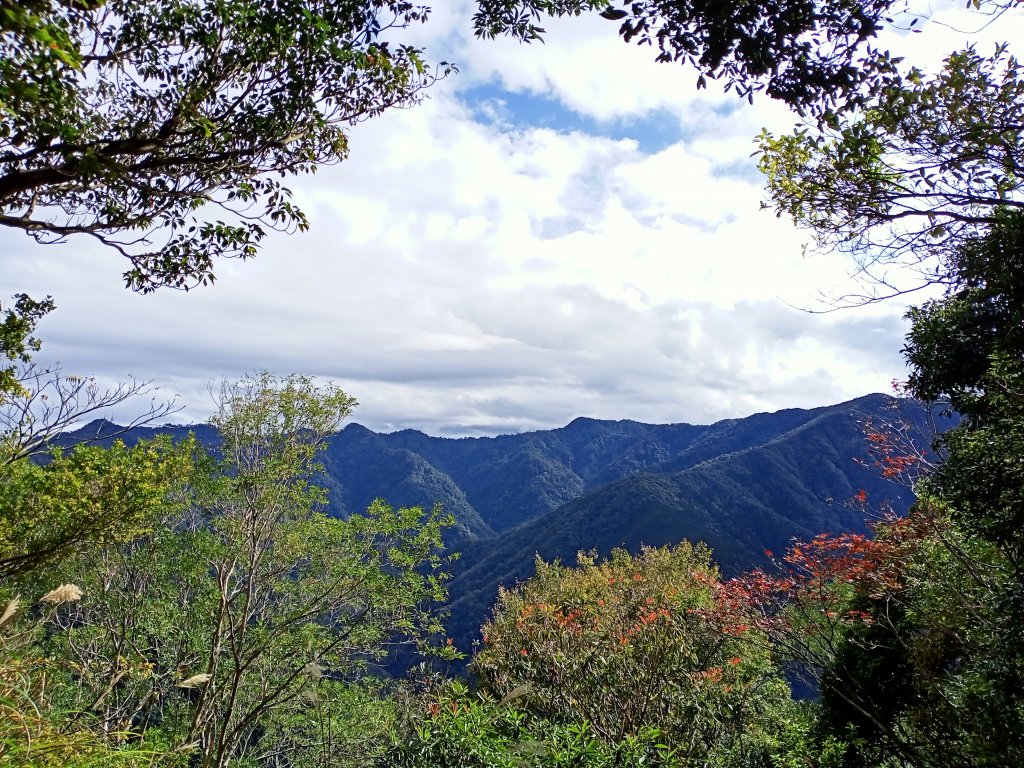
2 1 1020 436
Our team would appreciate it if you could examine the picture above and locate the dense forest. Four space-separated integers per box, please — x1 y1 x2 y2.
63 393 928 665
2 1 1023 767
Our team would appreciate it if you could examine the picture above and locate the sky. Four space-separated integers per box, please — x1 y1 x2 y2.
2 1 1021 436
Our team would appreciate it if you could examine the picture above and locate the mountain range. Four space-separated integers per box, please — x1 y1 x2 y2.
68 393 932 655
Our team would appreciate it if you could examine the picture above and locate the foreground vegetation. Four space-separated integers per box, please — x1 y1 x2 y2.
2 320 1020 767
3 0 1023 765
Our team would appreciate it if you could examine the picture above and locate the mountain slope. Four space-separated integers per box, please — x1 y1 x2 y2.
442 395 921 650
322 417 707 535
62 394 931 654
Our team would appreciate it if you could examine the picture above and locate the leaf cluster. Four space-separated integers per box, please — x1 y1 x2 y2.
0 435 192 580
0 1 454 291
475 0 914 113
474 545 789 761
0 293 54 402
758 45 1024 300
388 677 687 768
12 373 454 768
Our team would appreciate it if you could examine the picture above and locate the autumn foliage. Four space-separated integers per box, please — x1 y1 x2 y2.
707 510 938 676
473 544 789 762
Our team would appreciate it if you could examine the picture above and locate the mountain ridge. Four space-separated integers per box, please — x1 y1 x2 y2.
64 393 932 652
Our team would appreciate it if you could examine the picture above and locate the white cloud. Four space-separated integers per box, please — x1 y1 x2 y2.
8 2 977 436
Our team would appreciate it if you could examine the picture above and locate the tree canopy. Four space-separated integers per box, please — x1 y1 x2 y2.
725 2 1024 762
10 0 1010 294
473 545 789 762
787 215 1024 768
0 0 453 291
758 44 1024 300
4 373 453 767
476 0 931 113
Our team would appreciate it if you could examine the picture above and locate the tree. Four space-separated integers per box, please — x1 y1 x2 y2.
900 209 1024 548
0 294 182 581
7 1 1012 295
731 13 1024 756
711 510 944 767
0 292 181 580
758 46 1024 300
904 208 1024 407
0 436 191 580
709 216 1024 768
895 215 1024 766
474 1 995 113
473 545 791 765
723 1 1024 755
36 373 453 768
0 362 192 765
0 1 455 291
0 293 54 401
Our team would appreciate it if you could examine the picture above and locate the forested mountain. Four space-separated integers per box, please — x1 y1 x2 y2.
69 393 930 653
321 394 923 549
319 416 707 539
440 394 923 649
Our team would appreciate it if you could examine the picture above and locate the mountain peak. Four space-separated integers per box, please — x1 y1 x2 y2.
77 418 122 437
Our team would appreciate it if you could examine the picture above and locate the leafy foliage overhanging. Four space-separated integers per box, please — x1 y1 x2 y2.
0 0 453 291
